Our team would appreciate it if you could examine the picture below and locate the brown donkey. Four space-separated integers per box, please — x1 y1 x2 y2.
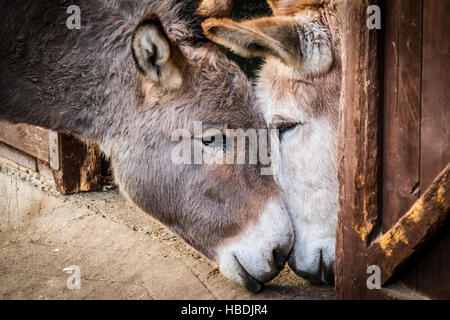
203 0 341 284
0 0 294 292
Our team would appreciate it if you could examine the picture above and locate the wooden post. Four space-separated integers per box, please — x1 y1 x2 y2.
52 133 103 195
336 0 383 300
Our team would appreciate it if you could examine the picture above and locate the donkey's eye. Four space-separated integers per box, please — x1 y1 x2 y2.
277 123 301 140
202 134 227 151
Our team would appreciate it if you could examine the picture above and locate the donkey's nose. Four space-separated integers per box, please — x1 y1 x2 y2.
288 253 335 285
215 198 294 292
273 248 288 271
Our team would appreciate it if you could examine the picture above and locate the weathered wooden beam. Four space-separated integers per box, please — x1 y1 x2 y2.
335 0 383 300
48 131 60 170
0 142 37 171
368 163 450 285
0 122 104 194
367 285 429 300
0 121 50 163
52 133 103 195
80 143 103 192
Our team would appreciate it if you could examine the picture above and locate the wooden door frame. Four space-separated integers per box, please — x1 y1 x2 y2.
335 0 450 300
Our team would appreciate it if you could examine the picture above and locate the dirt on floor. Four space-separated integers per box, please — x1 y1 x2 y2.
0 161 335 300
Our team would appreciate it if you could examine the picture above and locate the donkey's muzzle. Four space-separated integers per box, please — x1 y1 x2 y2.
288 252 335 285
215 198 294 292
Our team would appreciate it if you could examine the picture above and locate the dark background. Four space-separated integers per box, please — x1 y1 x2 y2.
227 0 272 78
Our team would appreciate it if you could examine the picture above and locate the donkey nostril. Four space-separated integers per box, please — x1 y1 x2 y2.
322 261 335 285
273 249 286 270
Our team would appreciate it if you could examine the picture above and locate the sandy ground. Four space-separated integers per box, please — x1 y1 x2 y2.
0 163 335 300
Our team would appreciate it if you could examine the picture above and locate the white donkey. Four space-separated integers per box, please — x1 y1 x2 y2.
203 0 341 284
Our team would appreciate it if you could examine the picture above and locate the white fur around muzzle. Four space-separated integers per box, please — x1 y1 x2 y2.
215 198 294 291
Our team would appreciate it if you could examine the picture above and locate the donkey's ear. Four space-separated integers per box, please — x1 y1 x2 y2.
202 16 333 76
132 16 183 90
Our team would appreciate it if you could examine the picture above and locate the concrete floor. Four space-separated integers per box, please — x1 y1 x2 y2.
0 161 335 300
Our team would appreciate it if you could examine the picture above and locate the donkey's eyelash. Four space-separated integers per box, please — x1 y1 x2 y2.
277 122 302 139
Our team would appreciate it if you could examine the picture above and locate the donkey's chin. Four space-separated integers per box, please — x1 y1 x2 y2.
215 199 294 292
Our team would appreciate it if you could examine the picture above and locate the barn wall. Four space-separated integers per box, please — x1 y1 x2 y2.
337 0 450 300
382 0 450 299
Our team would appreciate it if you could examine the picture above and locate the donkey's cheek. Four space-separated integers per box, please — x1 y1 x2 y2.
277 118 338 285
214 198 294 291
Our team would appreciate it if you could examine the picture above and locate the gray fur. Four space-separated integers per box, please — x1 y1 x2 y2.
0 0 280 261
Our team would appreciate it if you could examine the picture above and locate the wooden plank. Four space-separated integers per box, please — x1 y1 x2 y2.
79 144 102 192
367 284 428 300
382 0 423 231
368 163 450 286
48 131 60 170
381 0 424 292
0 142 37 171
0 121 50 163
37 160 55 181
420 2 450 186
415 0 450 299
336 0 382 300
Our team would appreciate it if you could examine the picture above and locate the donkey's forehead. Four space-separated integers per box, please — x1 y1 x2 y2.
257 56 340 126
192 88 265 129
181 45 265 129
